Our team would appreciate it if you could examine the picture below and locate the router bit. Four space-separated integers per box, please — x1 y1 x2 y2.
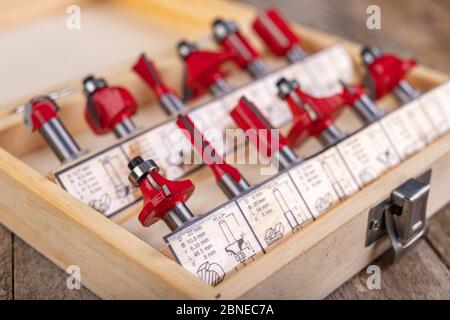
230 97 300 171
24 95 83 163
177 40 234 100
212 18 270 78
361 46 420 104
252 8 307 63
133 54 185 115
176 114 250 199
339 80 385 123
128 156 195 231
83 75 138 139
276 78 346 147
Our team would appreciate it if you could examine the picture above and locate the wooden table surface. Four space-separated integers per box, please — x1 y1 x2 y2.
0 0 449 299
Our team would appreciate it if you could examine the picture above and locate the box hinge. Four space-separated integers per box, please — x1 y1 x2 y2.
365 170 431 261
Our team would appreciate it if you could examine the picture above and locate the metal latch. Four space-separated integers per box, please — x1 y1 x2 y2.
365 170 431 261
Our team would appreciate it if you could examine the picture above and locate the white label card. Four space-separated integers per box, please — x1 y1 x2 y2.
165 202 263 286
380 101 437 159
55 147 140 217
236 173 313 249
419 81 450 136
337 123 401 188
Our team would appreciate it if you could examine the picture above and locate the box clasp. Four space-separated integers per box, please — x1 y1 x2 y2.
365 170 431 261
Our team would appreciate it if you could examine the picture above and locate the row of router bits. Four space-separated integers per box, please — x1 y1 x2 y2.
22 8 420 233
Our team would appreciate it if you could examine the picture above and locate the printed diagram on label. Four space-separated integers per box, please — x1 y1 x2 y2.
337 123 400 187
101 155 130 199
419 84 450 135
237 173 312 248
380 102 436 159
218 213 256 263
289 154 347 218
166 202 262 286
316 148 360 199
55 147 140 217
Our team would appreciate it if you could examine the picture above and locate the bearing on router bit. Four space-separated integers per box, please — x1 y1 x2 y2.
177 40 234 100
213 18 270 78
361 46 420 104
83 74 138 139
277 78 346 147
128 156 195 231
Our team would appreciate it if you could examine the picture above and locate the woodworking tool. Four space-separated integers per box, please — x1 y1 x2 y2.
276 78 346 147
212 18 270 78
339 80 385 122
24 96 83 163
128 156 195 231
176 114 250 199
133 54 185 115
361 46 420 104
230 97 300 171
83 75 138 139
177 40 234 100
252 8 307 63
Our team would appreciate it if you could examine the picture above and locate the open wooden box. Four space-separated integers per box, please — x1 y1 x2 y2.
0 0 449 299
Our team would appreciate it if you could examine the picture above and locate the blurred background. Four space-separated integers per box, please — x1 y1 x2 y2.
240 0 449 73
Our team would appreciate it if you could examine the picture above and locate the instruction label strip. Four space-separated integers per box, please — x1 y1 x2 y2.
166 81 450 286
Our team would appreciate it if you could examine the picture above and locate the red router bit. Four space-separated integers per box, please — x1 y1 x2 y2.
361 46 420 104
339 80 384 122
212 18 270 78
230 97 300 171
133 54 185 115
24 95 83 163
252 8 307 63
83 75 138 139
128 156 195 231
177 40 234 100
277 77 383 124
176 114 250 199
276 78 346 147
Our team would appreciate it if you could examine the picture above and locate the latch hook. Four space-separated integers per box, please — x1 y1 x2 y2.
366 170 431 261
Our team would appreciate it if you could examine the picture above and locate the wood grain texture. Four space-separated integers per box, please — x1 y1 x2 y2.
13 236 98 300
0 224 12 300
327 241 450 299
240 0 450 73
427 207 450 269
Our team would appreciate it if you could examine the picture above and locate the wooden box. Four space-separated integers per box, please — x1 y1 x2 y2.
0 0 449 299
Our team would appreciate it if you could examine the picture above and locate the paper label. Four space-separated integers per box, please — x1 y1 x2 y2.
337 123 401 187
236 173 313 249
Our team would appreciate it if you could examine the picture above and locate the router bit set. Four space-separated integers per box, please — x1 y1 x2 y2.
2 1 450 299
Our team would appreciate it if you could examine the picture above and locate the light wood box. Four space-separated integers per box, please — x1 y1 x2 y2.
0 0 448 299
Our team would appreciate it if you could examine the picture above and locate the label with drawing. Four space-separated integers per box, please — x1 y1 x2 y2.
236 173 313 249
289 147 360 218
54 146 140 217
336 123 401 188
165 202 263 286
380 101 437 159
418 81 450 136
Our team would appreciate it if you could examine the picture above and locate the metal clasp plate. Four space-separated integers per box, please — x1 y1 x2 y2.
365 170 431 261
